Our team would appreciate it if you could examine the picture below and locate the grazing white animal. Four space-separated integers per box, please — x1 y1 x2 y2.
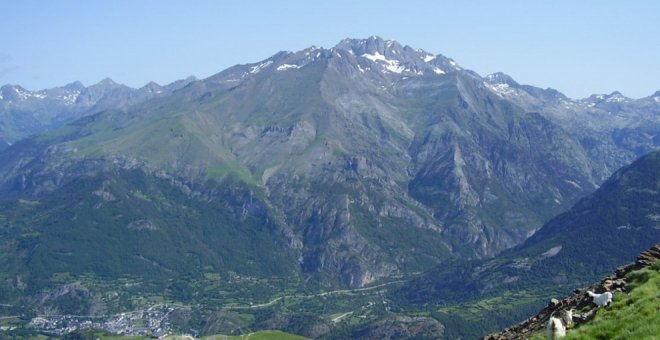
547 309 573 339
547 316 566 339
560 309 574 328
588 291 613 307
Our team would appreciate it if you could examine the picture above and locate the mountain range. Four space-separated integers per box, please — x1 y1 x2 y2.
0 76 197 146
0 36 658 338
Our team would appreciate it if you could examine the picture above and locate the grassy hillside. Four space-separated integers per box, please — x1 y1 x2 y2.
529 261 660 339
200 330 308 339
567 262 659 339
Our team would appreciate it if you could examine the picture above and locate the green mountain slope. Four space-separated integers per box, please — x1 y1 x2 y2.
0 167 298 315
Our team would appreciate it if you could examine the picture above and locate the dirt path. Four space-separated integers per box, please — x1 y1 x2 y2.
331 311 354 323
0 316 19 320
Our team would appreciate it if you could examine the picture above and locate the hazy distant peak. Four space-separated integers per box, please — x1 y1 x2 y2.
0 84 37 101
142 81 162 89
63 81 85 91
140 81 163 94
585 91 631 103
485 72 519 87
97 77 118 86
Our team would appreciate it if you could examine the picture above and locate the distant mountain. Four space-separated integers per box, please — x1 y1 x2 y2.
484 72 660 175
390 150 660 337
0 36 658 337
1 37 658 289
0 76 196 144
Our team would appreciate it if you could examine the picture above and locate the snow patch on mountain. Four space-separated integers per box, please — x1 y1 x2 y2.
58 91 81 105
250 60 273 74
606 93 628 103
277 64 302 71
432 67 445 75
14 87 32 100
448 60 461 70
485 82 516 96
362 52 405 74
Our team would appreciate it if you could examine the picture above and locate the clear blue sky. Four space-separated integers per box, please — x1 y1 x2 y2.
1 0 658 99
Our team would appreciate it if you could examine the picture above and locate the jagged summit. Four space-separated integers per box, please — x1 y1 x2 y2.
207 36 463 85
334 36 407 56
333 36 459 75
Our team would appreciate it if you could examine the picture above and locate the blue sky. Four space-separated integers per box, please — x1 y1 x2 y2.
1 0 658 98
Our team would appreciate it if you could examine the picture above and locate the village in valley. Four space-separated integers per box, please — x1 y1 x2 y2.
27 304 189 338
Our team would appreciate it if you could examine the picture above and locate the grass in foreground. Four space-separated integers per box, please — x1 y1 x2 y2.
199 330 308 340
529 261 659 340
565 262 660 339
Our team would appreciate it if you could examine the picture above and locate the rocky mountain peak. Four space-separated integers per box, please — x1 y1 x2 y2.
0 84 36 101
141 81 163 93
485 72 519 87
62 81 86 92
97 77 118 86
330 36 459 76
606 91 630 102
585 91 631 104
334 36 404 57
86 77 126 93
